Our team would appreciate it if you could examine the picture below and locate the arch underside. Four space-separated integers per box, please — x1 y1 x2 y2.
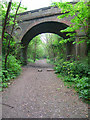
21 21 76 64
21 21 71 46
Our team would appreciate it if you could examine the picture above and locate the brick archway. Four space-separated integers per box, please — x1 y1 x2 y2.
21 21 76 64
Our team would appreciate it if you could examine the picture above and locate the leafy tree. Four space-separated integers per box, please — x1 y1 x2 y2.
51 1 89 102
52 1 89 44
43 33 66 63
1 0 27 90
27 35 45 62
2 0 27 69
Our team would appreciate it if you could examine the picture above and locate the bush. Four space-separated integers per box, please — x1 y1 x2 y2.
2 55 22 89
54 60 89 101
75 77 89 100
7 55 21 74
54 61 89 78
27 58 35 63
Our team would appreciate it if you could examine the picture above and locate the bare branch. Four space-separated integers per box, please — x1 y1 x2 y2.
10 0 22 35
2 1 12 42
4 0 22 69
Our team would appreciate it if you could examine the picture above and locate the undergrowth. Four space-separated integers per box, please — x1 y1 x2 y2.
54 60 89 103
27 58 35 63
1 55 22 91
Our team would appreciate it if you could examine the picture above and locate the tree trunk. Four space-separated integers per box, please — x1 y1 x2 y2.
33 39 37 62
4 0 22 69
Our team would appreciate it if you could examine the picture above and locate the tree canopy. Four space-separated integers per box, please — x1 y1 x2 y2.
52 1 89 44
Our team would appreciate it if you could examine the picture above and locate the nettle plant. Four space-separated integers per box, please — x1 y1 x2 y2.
52 1 89 44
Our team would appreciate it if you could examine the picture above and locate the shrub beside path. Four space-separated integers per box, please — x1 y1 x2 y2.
2 59 88 118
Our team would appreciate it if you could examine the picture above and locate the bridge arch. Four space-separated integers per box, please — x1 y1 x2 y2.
21 21 76 64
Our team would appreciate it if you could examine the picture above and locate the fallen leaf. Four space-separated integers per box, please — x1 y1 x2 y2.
57 88 60 90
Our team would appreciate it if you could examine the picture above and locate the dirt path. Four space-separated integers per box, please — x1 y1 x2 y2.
2 59 88 118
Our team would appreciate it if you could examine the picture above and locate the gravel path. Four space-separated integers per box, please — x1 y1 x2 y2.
2 59 88 118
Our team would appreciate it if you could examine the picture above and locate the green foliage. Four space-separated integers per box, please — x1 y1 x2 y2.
2 0 27 56
44 33 66 63
27 35 46 62
55 61 88 78
27 58 35 63
2 0 27 17
2 55 21 89
7 55 21 74
11 1 27 14
54 60 89 101
1 0 27 90
27 33 66 64
52 1 89 44
64 76 89 100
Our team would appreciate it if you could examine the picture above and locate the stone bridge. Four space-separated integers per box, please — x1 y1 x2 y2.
7 5 86 64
